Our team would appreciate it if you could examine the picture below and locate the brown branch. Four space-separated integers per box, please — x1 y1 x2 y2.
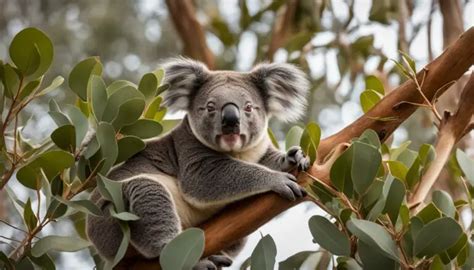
164 0 215 69
409 73 474 210
116 27 474 269
267 0 299 60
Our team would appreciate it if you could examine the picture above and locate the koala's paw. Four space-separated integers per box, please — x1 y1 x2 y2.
286 146 310 171
271 172 307 201
193 255 232 270
209 254 233 267
193 259 216 270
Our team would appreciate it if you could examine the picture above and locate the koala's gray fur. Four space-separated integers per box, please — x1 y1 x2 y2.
86 58 310 269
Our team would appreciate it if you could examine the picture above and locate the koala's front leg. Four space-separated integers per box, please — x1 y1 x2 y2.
259 145 310 172
179 155 307 204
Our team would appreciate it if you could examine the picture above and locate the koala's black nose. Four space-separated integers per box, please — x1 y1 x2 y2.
221 103 240 134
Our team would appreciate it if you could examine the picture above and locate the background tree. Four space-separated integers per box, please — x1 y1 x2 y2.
0 0 473 269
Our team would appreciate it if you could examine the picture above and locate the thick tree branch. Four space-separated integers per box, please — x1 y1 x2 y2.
117 27 474 269
409 73 474 210
164 0 215 69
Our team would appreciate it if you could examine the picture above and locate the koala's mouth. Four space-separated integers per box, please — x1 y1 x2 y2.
216 134 246 151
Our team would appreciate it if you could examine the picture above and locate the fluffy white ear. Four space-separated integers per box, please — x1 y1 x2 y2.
162 57 209 111
250 63 310 122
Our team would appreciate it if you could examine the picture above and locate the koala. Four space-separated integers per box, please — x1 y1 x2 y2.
86 58 310 269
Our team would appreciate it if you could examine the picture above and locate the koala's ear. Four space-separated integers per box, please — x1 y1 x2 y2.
250 63 309 122
162 58 210 111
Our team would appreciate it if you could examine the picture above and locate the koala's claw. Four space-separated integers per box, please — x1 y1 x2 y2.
272 173 307 201
208 254 233 267
193 259 217 270
286 146 310 171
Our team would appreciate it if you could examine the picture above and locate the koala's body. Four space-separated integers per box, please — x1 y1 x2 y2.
86 58 310 269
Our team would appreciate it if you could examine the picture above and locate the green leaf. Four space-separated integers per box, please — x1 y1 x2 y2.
419 144 436 165
64 105 89 147
351 142 381 195
19 78 41 100
456 149 474 186
0 251 14 270
286 126 303 151
153 107 167 122
144 96 163 119
116 136 146 164
109 208 140 221
156 83 170 96
96 122 118 174
31 236 91 257
160 228 205 270
267 128 280 149
138 72 158 100
382 178 405 223
347 219 399 261
300 122 321 163
51 124 76 152
101 85 144 122
97 174 125 212
251 234 277 270
106 80 137 95
308 216 350 256
90 75 108 121
112 98 146 130
399 51 416 74
120 119 163 139
358 240 398 270
23 198 38 231
28 252 56 270
391 59 411 78
330 146 354 197
9 27 53 78
16 150 74 189
279 251 316 270
386 161 408 181
414 217 463 258
432 190 456 218
417 203 442 224
358 129 381 148
365 75 384 95
54 196 102 216
360 89 382 113
46 199 68 219
2 64 20 98
37 76 64 96
447 234 467 261
68 57 102 101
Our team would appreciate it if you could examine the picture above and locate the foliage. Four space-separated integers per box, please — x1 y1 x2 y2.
0 27 167 269
0 0 473 267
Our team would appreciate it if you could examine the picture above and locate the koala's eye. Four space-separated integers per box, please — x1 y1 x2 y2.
244 103 253 112
207 102 216 112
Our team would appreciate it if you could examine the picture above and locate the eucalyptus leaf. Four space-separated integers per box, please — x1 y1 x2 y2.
414 217 463 258
351 142 381 195
68 57 102 101
250 234 277 270
286 126 303 151
121 119 163 139
9 27 53 78
96 122 118 174
116 136 146 164
54 196 102 216
308 216 350 256
432 190 456 218
159 228 205 270
347 219 399 261
31 236 91 257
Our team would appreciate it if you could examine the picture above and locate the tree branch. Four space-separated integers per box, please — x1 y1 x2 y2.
164 0 215 69
267 0 298 60
116 27 474 269
408 73 474 210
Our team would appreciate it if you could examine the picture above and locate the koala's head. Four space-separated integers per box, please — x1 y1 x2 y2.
163 58 309 153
